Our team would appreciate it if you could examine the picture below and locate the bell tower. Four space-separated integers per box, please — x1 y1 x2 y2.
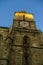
8 11 42 65
13 11 36 29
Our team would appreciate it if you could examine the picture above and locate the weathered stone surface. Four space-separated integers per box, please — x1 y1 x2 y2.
0 60 7 65
30 47 43 65
0 11 43 65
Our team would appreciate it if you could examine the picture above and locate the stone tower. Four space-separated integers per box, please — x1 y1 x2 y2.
9 11 35 65
0 11 43 65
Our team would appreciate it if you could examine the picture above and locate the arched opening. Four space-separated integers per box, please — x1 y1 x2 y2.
23 35 29 46
5 37 13 65
23 36 30 65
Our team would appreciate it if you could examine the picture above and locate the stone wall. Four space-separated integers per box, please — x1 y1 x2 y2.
31 47 43 65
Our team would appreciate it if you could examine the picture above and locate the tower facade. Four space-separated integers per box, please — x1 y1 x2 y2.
0 11 43 65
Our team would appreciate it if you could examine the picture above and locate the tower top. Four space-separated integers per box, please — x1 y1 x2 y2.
14 11 34 20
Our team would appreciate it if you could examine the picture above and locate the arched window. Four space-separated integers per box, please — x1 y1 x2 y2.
5 37 13 45
23 36 30 65
23 36 29 46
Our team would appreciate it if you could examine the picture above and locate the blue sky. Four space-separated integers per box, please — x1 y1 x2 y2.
0 0 43 32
